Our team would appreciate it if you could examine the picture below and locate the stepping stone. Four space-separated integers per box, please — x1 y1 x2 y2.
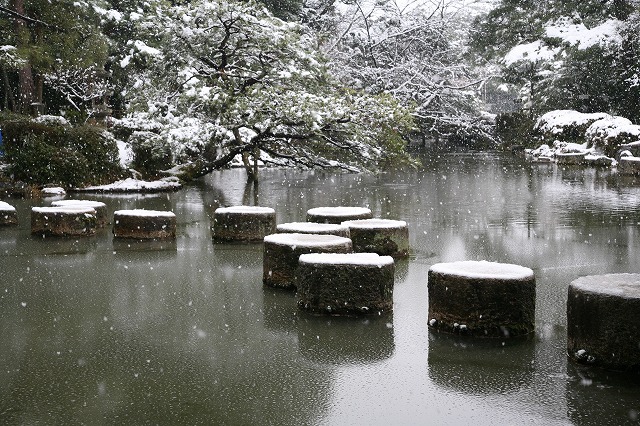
263 233 353 290
341 218 409 258
0 201 18 226
296 252 394 316
276 221 350 238
306 206 372 224
51 200 108 227
113 209 176 239
213 206 275 242
428 260 536 338
31 206 97 237
567 273 640 372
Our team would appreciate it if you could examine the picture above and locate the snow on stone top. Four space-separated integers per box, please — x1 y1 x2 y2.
32 206 96 214
535 110 610 134
215 206 275 214
114 209 176 218
277 222 348 233
342 218 407 228
78 178 181 193
52 200 106 208
546 19 622 50
0 201 16 212
299 252 394 267
264 233 351 247
41 187 66 196
429 260 534 280
571 273 640 299
307 206 371 216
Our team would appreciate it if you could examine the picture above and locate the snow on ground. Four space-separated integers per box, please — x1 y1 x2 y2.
215 206 275 214
264 233 352 247
430 260 534 280
0 201 16 212
76 177 181 193
299 252 394 266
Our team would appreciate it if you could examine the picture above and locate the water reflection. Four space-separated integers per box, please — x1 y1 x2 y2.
298 314 395 366
3 154 640 424
428 332 535 395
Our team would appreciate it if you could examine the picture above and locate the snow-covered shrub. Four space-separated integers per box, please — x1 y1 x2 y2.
585 116 640 157
129 131 173 178
1 115 123 186
534 110 611 143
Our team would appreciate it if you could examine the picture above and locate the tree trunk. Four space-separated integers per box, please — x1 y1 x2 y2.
1 65 17 111
12 0 37 114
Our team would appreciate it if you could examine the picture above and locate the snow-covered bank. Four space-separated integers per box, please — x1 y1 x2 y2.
527 110 640 171
74 177 182 193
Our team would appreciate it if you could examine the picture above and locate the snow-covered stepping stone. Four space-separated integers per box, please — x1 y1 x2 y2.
341 218 409 258
567 274 640 372
213 206 276 242
41 187 66 197
31 206 97 237
52 200 108 227
306 206 372 224
296 252 394 316
427 261 535 338
263 233 353 290
276 221 350 238
113 209 176 239
0 201 18 226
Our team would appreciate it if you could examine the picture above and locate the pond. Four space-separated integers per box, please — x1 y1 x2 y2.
1 152 639 425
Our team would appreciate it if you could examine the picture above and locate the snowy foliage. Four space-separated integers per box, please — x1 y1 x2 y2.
325 0 497 146
123 0 415 179
471 1 640 121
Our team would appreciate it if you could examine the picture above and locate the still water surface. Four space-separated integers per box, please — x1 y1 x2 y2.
1 153 639 425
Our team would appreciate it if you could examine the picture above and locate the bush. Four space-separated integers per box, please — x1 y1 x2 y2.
130 131 173 178
495 112 535 148
0 114 123 187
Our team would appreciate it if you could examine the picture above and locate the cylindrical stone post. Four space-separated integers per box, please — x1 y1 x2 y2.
428 261 536 338
296 252 395 316
213 206 276 242
113 209 176 239
0 201 18 226
263 233 353 290
52 200 108 227
341 218 409 258
31 206 97 237
306 206 372 224
567 274 640 372
276 222 350 238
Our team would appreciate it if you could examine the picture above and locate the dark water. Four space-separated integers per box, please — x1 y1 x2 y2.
1 153 639 425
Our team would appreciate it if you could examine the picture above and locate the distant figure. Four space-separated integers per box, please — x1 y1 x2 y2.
0 129 4 158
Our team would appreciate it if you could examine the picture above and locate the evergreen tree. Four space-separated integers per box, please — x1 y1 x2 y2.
0 0 108 115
